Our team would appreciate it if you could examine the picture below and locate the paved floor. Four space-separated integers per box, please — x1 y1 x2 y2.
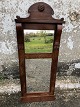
0 89 80 107
0 59 80 107
0 77 80 107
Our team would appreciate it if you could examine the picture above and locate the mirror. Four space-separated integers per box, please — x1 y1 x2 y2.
24 30 54 53
25 58 51 92
15 1 64 102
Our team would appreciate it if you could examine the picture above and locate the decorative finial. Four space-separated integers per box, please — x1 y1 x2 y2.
16 16 20 19
38 4 45 12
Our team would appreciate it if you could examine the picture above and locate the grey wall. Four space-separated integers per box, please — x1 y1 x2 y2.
0 0 80 76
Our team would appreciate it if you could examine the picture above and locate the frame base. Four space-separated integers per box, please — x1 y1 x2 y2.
21 92 55 102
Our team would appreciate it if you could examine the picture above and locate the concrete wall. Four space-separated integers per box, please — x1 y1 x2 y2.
0 0 80 77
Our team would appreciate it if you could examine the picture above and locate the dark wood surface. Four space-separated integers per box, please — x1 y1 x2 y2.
49 25 62 94
21 92 55 102
25 53 54 59
16 23 27 96
22 23 56 30
15 2 65 102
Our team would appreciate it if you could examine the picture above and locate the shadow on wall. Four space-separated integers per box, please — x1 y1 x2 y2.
0 59 80 79
57 59 80 77
0 63 19 79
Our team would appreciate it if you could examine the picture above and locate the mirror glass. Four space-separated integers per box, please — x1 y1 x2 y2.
25 59 51 92
24 30 54 53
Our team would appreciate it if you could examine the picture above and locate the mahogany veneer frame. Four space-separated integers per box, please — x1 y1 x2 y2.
15 2 65 102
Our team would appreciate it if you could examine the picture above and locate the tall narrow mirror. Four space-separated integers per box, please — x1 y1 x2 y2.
15 1 65 102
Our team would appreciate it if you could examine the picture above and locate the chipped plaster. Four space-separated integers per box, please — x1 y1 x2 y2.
67 36 73 50
75 63 80 69
0 41 16 54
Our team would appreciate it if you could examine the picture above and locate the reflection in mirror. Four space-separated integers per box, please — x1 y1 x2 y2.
25 59 51 92
24 30 54 53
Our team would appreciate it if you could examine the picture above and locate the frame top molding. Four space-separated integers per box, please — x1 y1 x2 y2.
15 2 65 24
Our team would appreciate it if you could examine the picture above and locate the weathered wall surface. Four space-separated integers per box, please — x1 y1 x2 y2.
0 0 80 77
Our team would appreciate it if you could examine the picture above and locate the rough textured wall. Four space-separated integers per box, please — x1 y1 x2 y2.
0 0 80 76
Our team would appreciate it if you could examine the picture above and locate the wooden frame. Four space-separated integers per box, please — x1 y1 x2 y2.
15 2 65 102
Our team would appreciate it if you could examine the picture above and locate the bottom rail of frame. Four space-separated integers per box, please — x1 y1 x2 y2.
20 92 55 102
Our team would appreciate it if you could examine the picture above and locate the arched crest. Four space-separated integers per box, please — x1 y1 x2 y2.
15 2 65 24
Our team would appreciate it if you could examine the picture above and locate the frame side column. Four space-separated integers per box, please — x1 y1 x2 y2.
16 23 27 96
49 25 62 94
